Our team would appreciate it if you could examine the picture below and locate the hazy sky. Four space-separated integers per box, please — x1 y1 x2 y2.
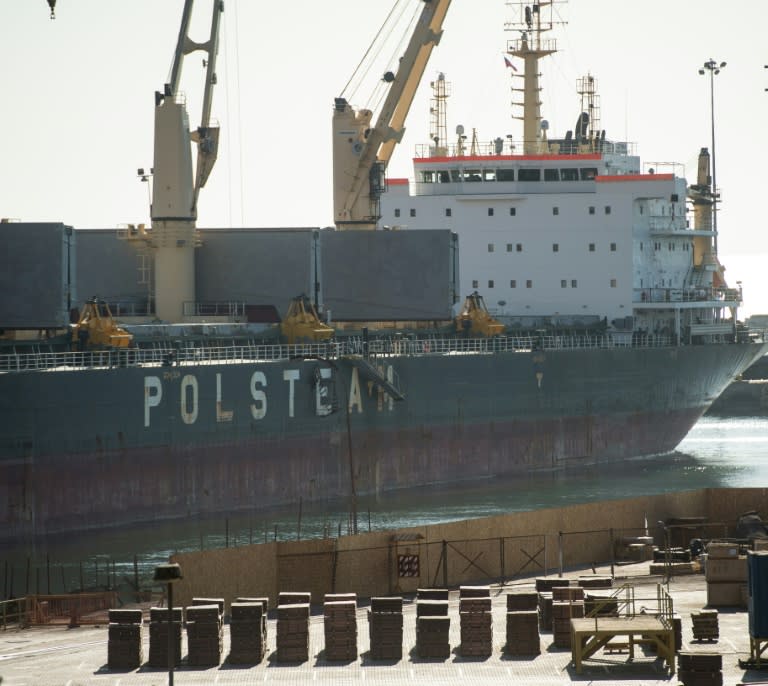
2 1 767 315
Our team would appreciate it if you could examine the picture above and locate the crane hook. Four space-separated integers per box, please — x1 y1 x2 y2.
47 0 56 20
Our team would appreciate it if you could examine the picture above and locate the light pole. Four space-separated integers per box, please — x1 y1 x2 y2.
154 563 183 686
698 59 726 255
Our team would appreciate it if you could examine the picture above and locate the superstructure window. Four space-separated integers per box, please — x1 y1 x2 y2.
445 208 452 217
553 244 559 252
510 280 517 288
518 168 541 182
488 243 494 253
560 168 579 181
410 209 416 217
394 209 401 218
516 243 523 252
488 280 494 288
580 167 597 180
571 279 577 288
561 279 567 288
589 206 595 215
589 243 595 252
472 280 478 289
488 208 494 217
506 243 513 252
497 169 515 182
544 168 559 181
610 243 617 252
610 278 617 288
552 207 559 216
526 279 533 288
509 207 517 217
605 205 612 215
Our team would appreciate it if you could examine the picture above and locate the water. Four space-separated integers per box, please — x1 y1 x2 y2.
1 416 766 597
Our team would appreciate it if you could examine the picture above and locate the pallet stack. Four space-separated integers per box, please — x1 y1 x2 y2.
186 604 223 666
323 593 358 662
368 597 403 660
148 606 183 668
691 609 719 642
416 589 450 659
506 610 540 656
535 578 568 633
577 576 613 590
552 586 585 649
277 592 311 663
459 586 492 658
677 651 723 686
107 608 143 670
229 600 268 664
706 542 747 608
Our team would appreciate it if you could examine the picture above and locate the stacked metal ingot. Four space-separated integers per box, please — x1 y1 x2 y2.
148 606 183 667
107 608 143 670
228 601 267 664
186 604 223 666
277 603 311 663
677 651 723 686
458 586 491 658
691 609 719 641
538 592 553 631
505 610 540 655
416 591 450 659
506 591 538 612
235 597 270 646
551 594 585 649
323 594 358 662
368 597 403 661
191 597 225 614
577 575 613 590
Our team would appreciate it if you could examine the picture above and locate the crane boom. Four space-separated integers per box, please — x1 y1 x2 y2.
333 0 451 230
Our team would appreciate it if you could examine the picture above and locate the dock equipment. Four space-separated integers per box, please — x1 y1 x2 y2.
570 584 675 674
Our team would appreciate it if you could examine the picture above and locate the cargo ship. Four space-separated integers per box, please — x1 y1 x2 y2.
1 1 765 542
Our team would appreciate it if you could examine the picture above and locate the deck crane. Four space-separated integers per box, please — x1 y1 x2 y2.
332 0 451 231
136 0 223 322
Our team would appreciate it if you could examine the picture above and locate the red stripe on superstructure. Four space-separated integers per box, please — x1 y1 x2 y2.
414 153 602 164
387 178 409 186
595 173 674 182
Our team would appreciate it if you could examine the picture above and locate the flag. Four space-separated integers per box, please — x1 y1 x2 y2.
504 55 517 72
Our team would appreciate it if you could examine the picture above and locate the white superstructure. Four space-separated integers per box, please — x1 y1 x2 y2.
380 1 740 344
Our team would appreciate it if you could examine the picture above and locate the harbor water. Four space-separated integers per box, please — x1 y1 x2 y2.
1 415 766 597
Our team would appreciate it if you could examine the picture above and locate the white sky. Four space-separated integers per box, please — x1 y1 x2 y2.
2 1 767 315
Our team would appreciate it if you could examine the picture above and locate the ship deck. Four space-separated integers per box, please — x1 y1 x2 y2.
0 561 757 685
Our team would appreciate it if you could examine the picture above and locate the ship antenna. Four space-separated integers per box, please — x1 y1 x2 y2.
504 1 567 154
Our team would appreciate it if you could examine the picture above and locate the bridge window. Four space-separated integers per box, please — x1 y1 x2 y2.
463 169 482 182
483 169 497 182
438 171 451 183
580 167 598 180
497 169 515 182
560 168 579 181
518 168 541 182
420 171 435 183
544 168 560 181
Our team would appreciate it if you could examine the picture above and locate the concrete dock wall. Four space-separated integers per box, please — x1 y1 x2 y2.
170 487 766 609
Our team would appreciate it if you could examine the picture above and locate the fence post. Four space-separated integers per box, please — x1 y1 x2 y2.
609 528 615 578
442 540 448 589
558 531 564 578
499 537 505 582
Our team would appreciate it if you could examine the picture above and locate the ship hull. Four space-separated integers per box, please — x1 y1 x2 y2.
1 340 765 541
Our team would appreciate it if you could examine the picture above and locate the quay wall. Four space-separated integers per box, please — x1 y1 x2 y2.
170 487 766 609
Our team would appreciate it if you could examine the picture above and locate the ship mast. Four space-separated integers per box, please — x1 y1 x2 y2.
505 2 564 154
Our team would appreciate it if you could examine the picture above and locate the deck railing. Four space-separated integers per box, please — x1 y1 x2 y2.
0 332 698 374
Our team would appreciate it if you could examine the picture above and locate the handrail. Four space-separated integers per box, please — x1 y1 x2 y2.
0 331 719 375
